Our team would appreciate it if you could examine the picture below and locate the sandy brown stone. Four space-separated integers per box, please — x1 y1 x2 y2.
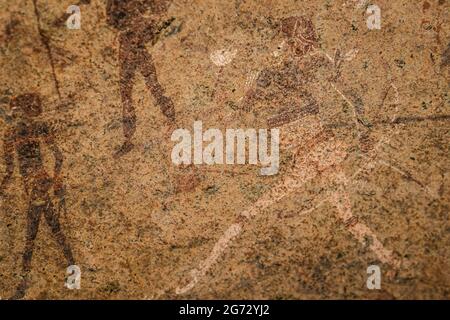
0 0 448 300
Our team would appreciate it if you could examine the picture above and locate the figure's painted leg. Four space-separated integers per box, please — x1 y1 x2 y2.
44 198 75 266
331 173 400 268
140 50 176 122
177 134 348 294
11 204 42 300
115 48 138 157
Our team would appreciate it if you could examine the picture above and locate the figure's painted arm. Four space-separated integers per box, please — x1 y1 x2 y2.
45 129 63 183
0 129 15 194
44 126 67 216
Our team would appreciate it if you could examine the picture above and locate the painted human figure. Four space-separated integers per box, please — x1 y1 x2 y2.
252 16 373 152
106 0 176 156
0 93 75 299
177 16 401 294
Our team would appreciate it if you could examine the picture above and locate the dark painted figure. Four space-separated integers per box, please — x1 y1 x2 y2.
106 0 176 157
250 16 374 153
0 94 75 299
249 17 321 124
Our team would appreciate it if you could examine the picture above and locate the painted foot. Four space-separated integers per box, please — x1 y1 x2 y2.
114 140 134 158
158 96 176 122
9 278 28 300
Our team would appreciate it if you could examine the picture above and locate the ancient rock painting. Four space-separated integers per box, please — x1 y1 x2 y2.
0 94 75 299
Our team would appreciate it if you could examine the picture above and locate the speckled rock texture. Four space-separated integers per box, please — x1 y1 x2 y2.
0 0 448 299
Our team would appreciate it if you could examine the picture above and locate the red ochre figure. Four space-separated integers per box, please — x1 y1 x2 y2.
106 0 176 157
0 93 75 300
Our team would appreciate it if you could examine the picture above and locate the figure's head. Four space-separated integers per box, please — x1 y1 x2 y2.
10 93 42 118
106 0 171 29
106 0 142 30
281 16 318 57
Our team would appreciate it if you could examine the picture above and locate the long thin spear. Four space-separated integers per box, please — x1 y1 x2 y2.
31 0 62 100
